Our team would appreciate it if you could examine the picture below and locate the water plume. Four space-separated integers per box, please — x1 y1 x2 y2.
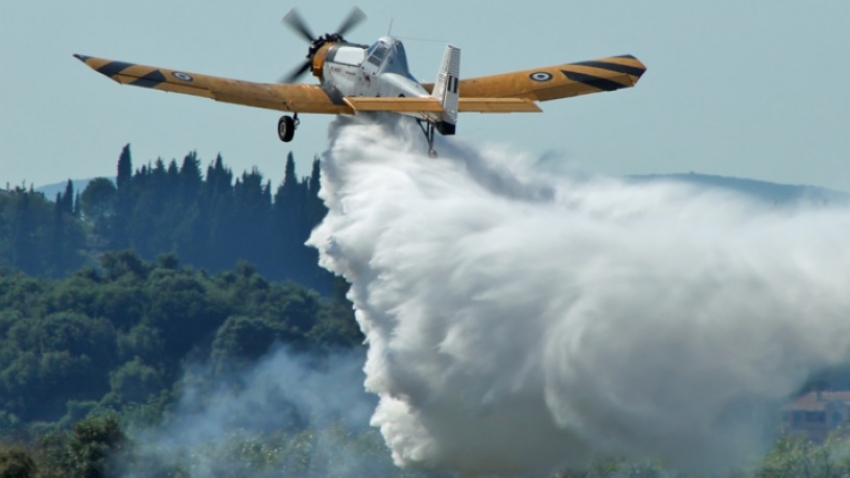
309 115 850 475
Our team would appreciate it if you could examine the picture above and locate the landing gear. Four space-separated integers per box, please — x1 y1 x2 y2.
417 120 438 158
278 113 300 142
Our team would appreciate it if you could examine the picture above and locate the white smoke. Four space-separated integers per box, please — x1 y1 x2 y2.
308 115 850 475
122 347 397 478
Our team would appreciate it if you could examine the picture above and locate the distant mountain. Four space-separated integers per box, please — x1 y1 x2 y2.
36 178 109 200
628 172 849 206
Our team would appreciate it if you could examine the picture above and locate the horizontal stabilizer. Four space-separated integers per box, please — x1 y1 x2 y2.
343 97 444 113
459 98 541 113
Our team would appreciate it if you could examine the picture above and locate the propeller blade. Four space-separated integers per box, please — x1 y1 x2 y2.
335 7 366 37
282 9 316 43
279 59 313 84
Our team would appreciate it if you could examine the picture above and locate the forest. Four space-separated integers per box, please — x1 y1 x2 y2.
0 146 849 476
1 145 331 293
0 147 373 476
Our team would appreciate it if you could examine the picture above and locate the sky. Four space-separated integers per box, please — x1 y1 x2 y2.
2 1 850 191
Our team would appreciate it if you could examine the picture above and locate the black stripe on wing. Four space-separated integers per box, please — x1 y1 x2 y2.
130 70 167 88
96 61 135 77
567 59 645 78
561 70 627 92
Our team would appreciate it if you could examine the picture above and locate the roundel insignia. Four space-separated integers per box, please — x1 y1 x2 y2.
172 71 194 82
529 71 553 82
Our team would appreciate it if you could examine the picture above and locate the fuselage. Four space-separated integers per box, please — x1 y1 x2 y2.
317 36 430 102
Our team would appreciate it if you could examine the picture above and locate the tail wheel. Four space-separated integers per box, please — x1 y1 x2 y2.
278 115 296 142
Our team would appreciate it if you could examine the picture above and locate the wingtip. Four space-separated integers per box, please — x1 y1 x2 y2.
73 54 91 63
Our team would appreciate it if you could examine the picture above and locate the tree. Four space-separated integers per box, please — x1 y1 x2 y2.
63 181 75 215
65 414 127 478
211 315 292 368
111 145 134 250
115 145 132 192
99 250 150 281
79 178 116 229
50 195 66 276
0 447 36 478
0 187 84 276
105 358 164 406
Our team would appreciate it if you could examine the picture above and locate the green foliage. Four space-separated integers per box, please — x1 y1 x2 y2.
0 146 376 473
2 145 333 295
0 446 36 478
116 324 164 365
752 429 850 477
104 358 164 407
0 251 359 426
124 424 438 478
78 177 116 238
0 187 85 277
211 315 296 371
64 414 127 478
74 145 335 293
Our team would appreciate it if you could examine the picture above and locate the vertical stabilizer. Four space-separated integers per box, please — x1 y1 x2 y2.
431 44 460 135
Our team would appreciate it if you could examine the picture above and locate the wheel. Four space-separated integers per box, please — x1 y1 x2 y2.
278 116 295 142
428 149 438 158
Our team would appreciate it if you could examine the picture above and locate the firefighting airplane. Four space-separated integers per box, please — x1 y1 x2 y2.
74 8 646 157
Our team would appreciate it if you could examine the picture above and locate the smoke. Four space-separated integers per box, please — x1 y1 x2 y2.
121 347 404 478
308 115 850 475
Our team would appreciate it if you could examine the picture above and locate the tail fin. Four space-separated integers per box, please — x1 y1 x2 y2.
430 44 460 135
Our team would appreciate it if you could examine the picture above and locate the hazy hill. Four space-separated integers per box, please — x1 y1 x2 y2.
36 178 100 200
629 172 849 206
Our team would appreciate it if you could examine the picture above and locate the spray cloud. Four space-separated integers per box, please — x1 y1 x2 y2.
309 115 850 475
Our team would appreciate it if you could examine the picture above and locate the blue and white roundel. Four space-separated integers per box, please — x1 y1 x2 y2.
529 72 553 82
172 71 194 82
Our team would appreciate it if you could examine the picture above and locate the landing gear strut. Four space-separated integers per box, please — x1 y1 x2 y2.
278 113 300 142
417 120 438 158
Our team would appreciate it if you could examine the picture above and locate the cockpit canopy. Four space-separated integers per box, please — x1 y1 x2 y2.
364 37 412 77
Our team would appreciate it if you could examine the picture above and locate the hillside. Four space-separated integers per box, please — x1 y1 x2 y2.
629 172 849 205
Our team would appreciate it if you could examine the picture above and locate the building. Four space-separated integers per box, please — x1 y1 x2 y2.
783 391 850 441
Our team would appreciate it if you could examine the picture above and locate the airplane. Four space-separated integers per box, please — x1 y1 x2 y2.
74 8 646 157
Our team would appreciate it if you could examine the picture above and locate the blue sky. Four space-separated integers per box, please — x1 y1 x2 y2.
3 1 850 190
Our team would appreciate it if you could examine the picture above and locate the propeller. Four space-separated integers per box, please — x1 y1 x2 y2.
334 7 366 38
282 9 316 43
279 7 366 84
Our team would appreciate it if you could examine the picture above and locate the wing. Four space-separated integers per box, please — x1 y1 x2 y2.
424 54 646 103
344 97 541 114
73 54 351 114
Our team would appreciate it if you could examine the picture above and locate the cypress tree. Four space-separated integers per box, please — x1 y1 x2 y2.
51 193 66 276
111 145 134 249
116 144 132 191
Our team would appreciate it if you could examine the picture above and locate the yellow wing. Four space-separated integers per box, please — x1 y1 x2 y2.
73 54 351 114
424 55 646 103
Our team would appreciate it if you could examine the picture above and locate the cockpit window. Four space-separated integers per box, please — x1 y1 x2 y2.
367 43 389 67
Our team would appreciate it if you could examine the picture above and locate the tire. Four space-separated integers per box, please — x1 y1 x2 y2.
278 116 295 142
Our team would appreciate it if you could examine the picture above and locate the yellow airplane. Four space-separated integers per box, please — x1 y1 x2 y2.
74 8 646 157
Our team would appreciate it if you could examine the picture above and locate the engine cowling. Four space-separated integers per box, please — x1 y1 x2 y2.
311 42 334 81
